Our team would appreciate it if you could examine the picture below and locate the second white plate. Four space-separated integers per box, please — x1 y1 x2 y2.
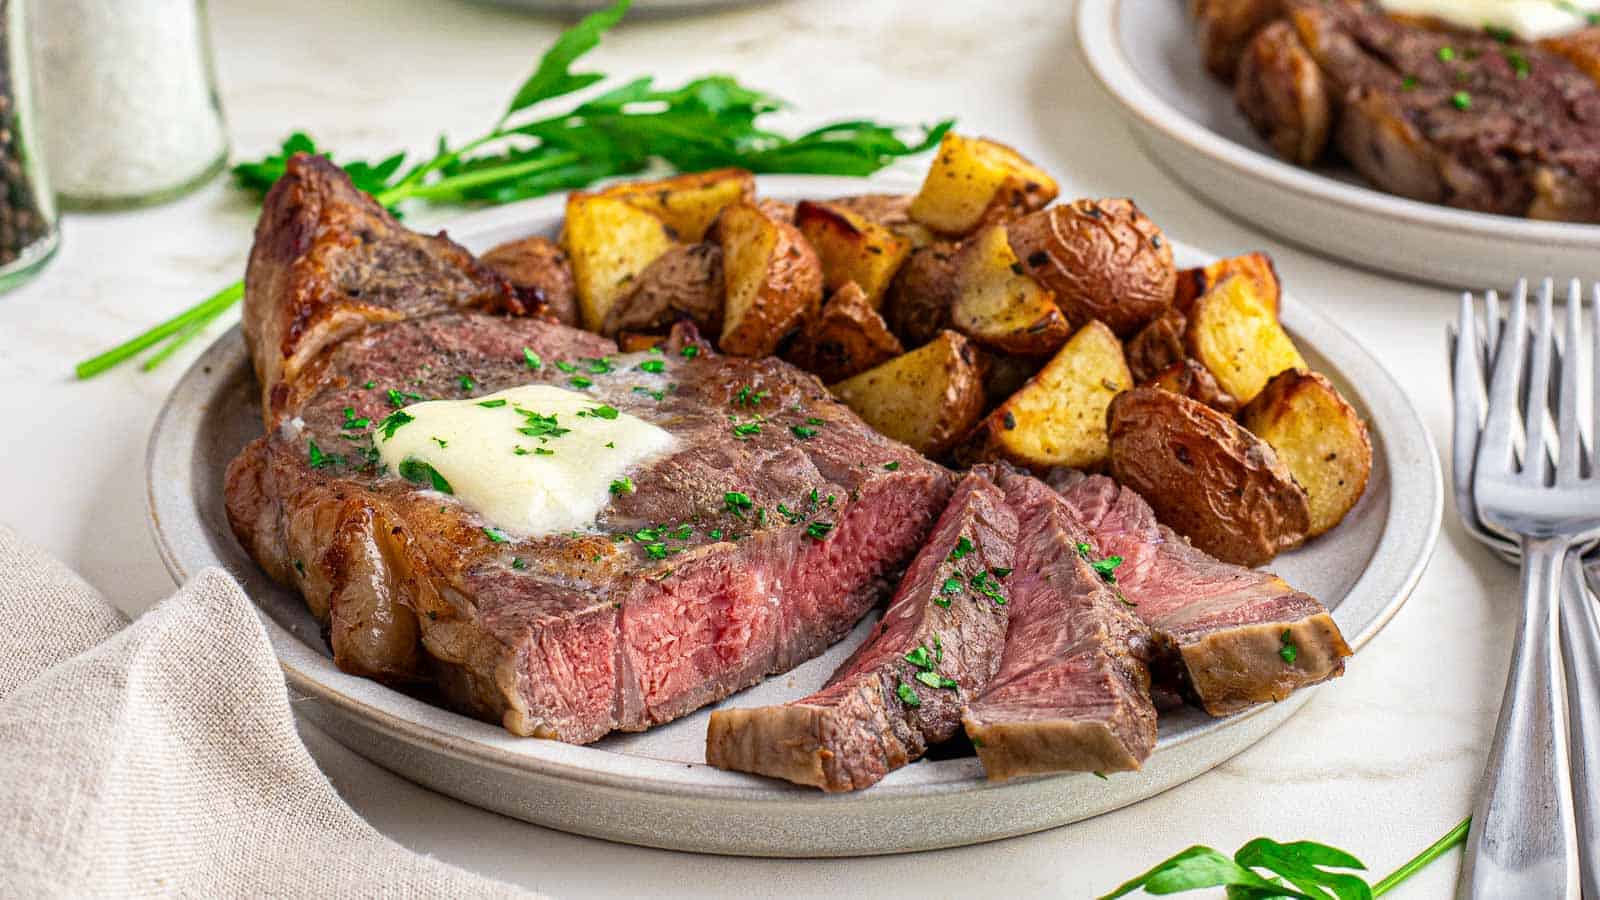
1077 0 1600 289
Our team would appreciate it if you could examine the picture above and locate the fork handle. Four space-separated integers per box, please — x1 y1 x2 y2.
1562 553 1600 900
1461 537 1580 900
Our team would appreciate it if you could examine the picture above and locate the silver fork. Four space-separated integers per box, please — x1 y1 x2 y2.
1454 280 1600 899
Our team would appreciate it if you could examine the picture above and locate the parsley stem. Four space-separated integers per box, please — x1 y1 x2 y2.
1371 816 1470 897
380 151 582 204
139 313 212 371
74 281 244 379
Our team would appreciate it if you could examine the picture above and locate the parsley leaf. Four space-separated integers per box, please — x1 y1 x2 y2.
523 347 543 370
398 457 453 493
895 681 920 708
610 476 635 494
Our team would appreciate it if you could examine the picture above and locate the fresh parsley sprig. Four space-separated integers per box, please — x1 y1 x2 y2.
1102 816 1469 900
75 0 952 379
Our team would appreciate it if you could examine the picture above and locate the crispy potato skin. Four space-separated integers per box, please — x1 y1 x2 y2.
1172 251 1281 316
480 236 580 326
883 241 961 349
1193 0 1283 80
829 330 986 457
948 224 1071 355
784 281 905 383
600 242 723 337
717 201 825 358
1125 306 1188 384
1108 387 1309 567
587 168 755 242
563 194 680 331
1008 199 1176 337
828 193 938 248
1147 358 1241 415
1235 20 1332 166
1240 369 1372 536
794 200 912 308
1185 273 1306 405
908 133 1059 236
955 321 1132 472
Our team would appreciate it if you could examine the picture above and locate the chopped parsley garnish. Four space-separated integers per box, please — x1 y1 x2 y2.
1279 630 1299 665
895 681 921 708
610 476 635 495
534 447 555 456
341 407 370 430
1484 24 1513 42
634 527 662 542
804 521 833 541
633 386 665 401
1504 48 1530 79
905 646 931 669
791 425 818 439
970 570 1007 606
724 491 754 515
709 529 724 540
1400 75 1418 91
477 398 507 408
948 536 974 562
377 410 414 441
513 446 529 456
638 359 666 374
386 388 423 408
731 421 761 439
777 503 803 524
735 386 769 408
1437 46 1456 62
585 357 615 375
680 345 699 358
643 542 668 560
522 348 543 370
398 457 453 494
915 671 958 690
1452 90 1472 110
307 440 334 469
483 527 510 543
515 410 570 441
582 405 619 420
568 376 593 389
431 436 448 449
554 360 578 373
362 380 376 389
1090 555 1124 582
458 374 476 391
511 557 527 570
882 461 900 471
941 575 964 594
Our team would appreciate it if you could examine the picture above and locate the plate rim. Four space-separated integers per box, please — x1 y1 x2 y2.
144 174 1442 837
1074 0 1600 250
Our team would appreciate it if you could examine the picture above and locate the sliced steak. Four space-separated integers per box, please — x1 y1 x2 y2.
705 470 1015 791
226 163 956 743
1051 472 1351 715
243 153 525 427
961 471 1157 780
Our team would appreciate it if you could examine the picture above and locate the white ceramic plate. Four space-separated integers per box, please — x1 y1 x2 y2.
1077 0 1600 289
145 176 1441 857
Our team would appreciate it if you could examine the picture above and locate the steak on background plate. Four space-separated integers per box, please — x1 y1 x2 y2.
226 154 952 743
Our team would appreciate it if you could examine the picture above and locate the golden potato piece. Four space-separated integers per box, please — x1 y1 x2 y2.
718 201 824 357
588 168 755 242
948 224 1072 356
563 195 680 331
1173 251 1281 316
784 281 905 383
480 235 579 326
978 350 1045 409
1186 273 1306 405
827 193 938 248
1125 305 1188 384
1007 199 1176 337
883 241 960 348
829 330 985 457
1235 20 1332 166
955 321 1132 471
794 201 912 308
1108 386 1309 567
908 133 1059 236
1193 0 1283 80
600 242 723 337
1147 358 1240 415
1240 369 1372 537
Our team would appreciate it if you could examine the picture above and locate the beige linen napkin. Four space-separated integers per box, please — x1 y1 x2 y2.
0 525 533 899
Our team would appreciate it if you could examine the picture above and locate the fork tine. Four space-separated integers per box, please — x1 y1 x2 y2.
1485 288 1502 364
1453 292 1486 520
1481 281 1527 476
1523 279 1556 484
1593 283 1600 477
1558 280 1584 482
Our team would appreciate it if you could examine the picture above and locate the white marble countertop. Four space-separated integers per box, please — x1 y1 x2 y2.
0 0 1519 895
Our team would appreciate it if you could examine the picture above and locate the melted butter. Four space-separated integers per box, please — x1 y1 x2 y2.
375 384 675 537
1379 0 1599 41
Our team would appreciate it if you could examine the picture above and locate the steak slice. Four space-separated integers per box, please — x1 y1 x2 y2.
243 153 525 427
1051 473 1351 715
961 471 1157 780
705 470 1016 791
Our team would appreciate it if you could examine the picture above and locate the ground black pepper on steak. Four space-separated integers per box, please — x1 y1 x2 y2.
226 159 954 744
1050 472 1350 715
705 470 1016 791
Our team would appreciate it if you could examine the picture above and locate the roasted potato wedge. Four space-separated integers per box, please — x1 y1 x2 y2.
600 242 723 337
588 168 755 242
784 281 904 383
883 241 960 349
1108 386 1309 566
1125 305 1188 384
1186 273 1306 405
908 133 1059 236
1193 0 1283 80
480 235 579 326
1173 251 1282 316
955 321 1132 471
563 195 680 331
829 330 985 457
1008 199 1176 337
948 224 1071 355
1147 358 1240 415
794 201 912 308
1235 20 1332 167
1240 369 1372 537
717 200 824 357
828 193 938 248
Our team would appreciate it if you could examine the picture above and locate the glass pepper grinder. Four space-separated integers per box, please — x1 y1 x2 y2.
31 0 229 209
0 0 58 292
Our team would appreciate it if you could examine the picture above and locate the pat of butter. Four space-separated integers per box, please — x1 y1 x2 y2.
376 384 675 537
1379 0 1598 41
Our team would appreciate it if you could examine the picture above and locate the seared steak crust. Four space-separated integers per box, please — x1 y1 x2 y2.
705 471 1016 791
